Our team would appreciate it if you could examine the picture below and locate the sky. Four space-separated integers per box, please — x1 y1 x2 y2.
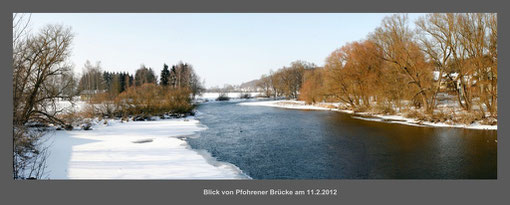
25 13 425 88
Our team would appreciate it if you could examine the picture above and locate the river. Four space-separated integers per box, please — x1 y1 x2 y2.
187 101 497 179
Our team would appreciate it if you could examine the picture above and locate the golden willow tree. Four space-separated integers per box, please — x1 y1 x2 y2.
370 14 436 113
299 67 326 104
324 41 386 110
297 13 496 119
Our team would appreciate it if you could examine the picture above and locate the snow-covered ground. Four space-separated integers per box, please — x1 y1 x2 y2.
54 97 87 113
43 117 250 179
239 100 497 130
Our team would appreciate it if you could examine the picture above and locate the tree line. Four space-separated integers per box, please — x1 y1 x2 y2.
12 15 204 178
257 13 497 122
257 60 316 99
77 61 205 118
78 61 204 96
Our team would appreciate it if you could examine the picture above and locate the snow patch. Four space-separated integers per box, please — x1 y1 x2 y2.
43 117 249 179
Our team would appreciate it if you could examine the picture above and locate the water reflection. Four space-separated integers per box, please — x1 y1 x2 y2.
187 102 497 179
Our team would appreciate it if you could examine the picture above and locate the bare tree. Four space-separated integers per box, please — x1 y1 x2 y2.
324 47 357 107
13 20 75 179
455 13 497 116
256 74 273 97
370 14 435 112
78 60 105 93
486 13 497 117
166 62 204 97
13 13 31 51
13 24 74 126
259 61 311 99
134 65 157 86
416 13 457 112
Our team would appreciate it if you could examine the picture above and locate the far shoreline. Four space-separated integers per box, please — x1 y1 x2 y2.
238 100 497 131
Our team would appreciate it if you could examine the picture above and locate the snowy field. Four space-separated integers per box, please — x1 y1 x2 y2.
239 100 497 130
43 117 249 179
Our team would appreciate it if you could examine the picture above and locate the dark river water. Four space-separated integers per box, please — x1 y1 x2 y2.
186 101 497 179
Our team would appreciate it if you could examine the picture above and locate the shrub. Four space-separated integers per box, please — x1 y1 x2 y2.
353 106 368 113
81 123 92 130
239 93 252 99
13 126 49 179
87 83 195 118
373 103 396 115
405 109 427 121
318 103 337 109
431 110 453 123
454 111 483 125
165 88 194 114
216 93 230 101
89 92 117 117
481 117 497 125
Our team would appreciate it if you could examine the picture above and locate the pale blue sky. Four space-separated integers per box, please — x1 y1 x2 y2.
26 13 425 87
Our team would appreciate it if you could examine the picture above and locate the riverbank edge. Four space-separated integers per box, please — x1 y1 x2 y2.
239 100 497 130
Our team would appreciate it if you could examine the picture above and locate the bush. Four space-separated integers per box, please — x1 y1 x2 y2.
404 109 427 121
481 117 497 125
318 103 337 109
216 93 230 101
353 106 368 113
89 92 117 117
58 112 82 129
431 110 453 123
165 88 194 114
239 93 252 99
13 126 49 179
81 122 92 130
372 103 396 115
454 111 483 125
87 83 195 118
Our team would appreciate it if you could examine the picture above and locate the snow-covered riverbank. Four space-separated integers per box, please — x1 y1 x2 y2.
239 100 497 130
43 117 249 179
194 92 263 104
